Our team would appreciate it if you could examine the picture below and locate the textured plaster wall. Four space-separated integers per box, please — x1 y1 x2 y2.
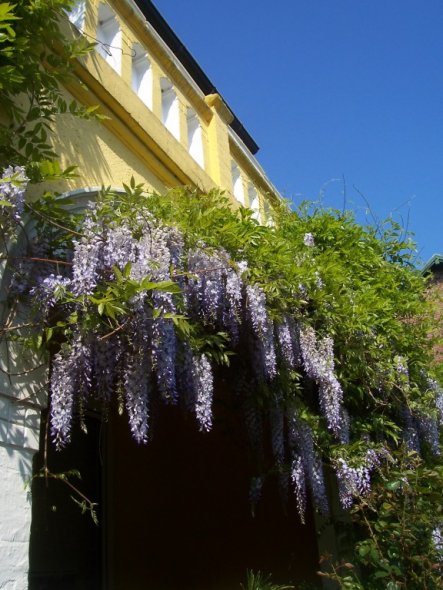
0 398 40 590
0 375 45 589
0 242 47 588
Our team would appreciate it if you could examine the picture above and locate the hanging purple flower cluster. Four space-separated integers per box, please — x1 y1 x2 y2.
401 405 421 454
192 354 214 432
50 333 92 449
299 325 347 441
123 314 151 443
71 217 104 296
185 247 247 342
276 316 301 370
397 371 440 456
149 226 182 404
335 448 384 509
287 407 329 521
427 376 443 427
290 455 307 523
0 165 28 227
394 355 409 378
246 284 276 379
401 404 441 456
432 527 443 561
34 211 267 447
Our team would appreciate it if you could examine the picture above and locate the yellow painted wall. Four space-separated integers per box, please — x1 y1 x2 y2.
41 0 280 223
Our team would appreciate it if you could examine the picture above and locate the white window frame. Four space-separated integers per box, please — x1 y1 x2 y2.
248 184 261 222
96 3 122 74
186 107 204 167
160 78 180 140
132 44 152 110
231 162 245 206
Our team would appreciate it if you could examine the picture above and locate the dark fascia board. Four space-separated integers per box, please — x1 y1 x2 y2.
422 253 443 275
133 0 260 155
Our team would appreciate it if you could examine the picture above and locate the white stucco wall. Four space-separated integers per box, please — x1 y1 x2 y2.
0 390 44 589
0 239 47 588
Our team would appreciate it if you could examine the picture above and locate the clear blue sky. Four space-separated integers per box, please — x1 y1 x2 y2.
154 1 443 265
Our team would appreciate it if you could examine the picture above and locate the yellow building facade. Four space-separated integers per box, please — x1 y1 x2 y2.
52 0 280 220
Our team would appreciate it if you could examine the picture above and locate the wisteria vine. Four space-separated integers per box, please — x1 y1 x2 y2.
4 185 443 526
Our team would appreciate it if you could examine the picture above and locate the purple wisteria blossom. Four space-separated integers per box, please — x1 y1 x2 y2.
93 337 121 401
291 454 307 523
152 317 178 404
336 459 370 509
123 318 151 444
50 334 92 449
186 247 227 324
277 317 296 368
129 233 152 286
314 271 324 289
432 527 443 561
165 226 184 268
192 353 214 432
139 225 179 403
50 351 76 449
71 217 103 295
246 284 276 379
401 406 421 454
262 320 277 379
394 355 409 378
303 232 315 247
427 376 443 427
223 262 246 341
0 165 28 224
287 408 329 515
335 448 385 509
103 223 137 271
299 325 345 440
436 392 443 427
246 284 268 337
30 273 72 312
416 413 441 456
177 344 214 432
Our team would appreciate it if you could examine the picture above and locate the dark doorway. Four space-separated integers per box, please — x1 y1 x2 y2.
28 412 102 590
28 395 320 590
105 396 320 590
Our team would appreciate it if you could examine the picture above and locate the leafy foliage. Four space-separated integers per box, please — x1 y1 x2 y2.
320 450 443 589
5 184 441 587
0 0 96 176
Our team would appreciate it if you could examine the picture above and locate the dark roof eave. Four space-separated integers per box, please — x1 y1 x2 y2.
133 0 260 155
422 253 443 275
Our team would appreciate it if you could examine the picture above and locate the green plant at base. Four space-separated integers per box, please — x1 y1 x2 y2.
241 570 294 590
